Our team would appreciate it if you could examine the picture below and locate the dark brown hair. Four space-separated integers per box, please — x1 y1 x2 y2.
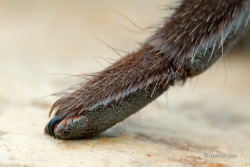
45 0 250 139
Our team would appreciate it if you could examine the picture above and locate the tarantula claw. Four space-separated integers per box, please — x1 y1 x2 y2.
45 116 64 138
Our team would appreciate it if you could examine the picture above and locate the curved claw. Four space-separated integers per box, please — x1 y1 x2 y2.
47 116 64 138
45 115 89 140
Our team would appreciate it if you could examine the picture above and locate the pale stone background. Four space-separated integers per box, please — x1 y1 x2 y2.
0 0 249 167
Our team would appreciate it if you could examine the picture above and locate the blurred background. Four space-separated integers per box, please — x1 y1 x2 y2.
0 0 249 166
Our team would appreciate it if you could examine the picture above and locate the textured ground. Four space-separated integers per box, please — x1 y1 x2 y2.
0 1 250 167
